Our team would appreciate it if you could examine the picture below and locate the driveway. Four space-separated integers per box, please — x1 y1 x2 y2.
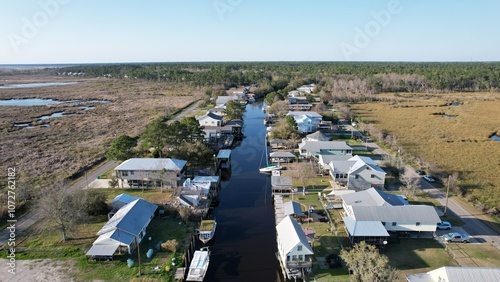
346 124 500 251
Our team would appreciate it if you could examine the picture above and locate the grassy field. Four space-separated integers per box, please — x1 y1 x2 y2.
284 190 472 282
351 92 500 216
5 188 196 281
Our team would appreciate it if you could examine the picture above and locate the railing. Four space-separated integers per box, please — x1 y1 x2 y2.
286 258 313 268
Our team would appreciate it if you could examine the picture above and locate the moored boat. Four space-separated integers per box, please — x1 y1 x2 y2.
186 247 210 281
198 219 217 244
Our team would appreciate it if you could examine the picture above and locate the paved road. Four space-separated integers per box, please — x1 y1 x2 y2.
0 100 202 247
345 122 500 251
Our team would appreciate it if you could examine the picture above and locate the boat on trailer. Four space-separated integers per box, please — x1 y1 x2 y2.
198 219 217 244
186 247 210 281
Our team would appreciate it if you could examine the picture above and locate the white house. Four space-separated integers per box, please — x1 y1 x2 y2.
406 266 500 282
276 215 314 280
296 84 315 94
317 154 351 173
329 155 386 190
86 198 157 256
303 131 329 142
197 112 223 127
287 111 323 134
340 188 441 244
115 158 187 189
298 140 352 158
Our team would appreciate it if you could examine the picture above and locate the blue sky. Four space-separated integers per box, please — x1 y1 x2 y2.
1 0 499 64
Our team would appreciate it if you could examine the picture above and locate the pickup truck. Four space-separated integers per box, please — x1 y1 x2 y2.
442 232 470 243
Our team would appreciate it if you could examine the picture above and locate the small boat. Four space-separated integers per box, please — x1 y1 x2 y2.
186 247 210 282
259 164 282 173
198 219 217 244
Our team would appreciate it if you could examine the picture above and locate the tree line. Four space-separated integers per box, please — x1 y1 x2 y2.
57 62 500 95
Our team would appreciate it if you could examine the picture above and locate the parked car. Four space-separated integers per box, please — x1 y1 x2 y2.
437 221 452 230
423 175 436 182
442 232 469 243
415 170 426 175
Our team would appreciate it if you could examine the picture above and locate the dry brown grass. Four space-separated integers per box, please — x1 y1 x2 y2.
352 92 500 211
0 72 202 186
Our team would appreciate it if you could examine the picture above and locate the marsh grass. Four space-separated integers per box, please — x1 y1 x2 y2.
352 93 500 216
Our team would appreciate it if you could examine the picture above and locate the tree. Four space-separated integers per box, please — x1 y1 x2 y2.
173 141 214 170
340 241 397 282
399 168 420 199
223 100 244 121
178 206 192 223
289 162 316 195
140 119 168 157
76 189 109 216
106 135 137 161
37 180 82 241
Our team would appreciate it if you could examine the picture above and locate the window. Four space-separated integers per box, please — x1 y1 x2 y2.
122 171 128 176
371 174 375 178
416 222 421 226
355 174 359 179
381 221 386 226
297 245 302 251
392 222 397 226
130 171 134 175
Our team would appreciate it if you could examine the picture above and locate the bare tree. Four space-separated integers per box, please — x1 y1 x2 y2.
37 180 82 241
289 161 316 195
340 241 397 282
178 206 192 223
399 168 420 199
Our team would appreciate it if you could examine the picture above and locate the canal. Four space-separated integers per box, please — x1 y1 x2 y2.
207 102 280 282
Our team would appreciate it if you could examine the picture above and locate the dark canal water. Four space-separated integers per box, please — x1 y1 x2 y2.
206 102 280 282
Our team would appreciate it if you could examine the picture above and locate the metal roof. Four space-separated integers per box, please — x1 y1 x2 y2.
217 149 231 159
269 151 296 158
197 112 223 121
111 193 141 210
351 205 441 223
287 111 322 118
283 201 304 216
305 131 329 141
406 266 500 282
276 215 314 255
299 141 353 152
341 188 405 207
97 199 157 240
271 175 293 187
85 244 119 257
343 217 389 237
115 158 187 171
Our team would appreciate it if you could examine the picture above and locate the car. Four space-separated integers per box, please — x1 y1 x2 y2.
423 175 436 182
415 170 426 175
437 221 452 230
442 232 469 243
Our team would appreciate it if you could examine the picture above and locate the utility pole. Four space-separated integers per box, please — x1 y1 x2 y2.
444 175 451 217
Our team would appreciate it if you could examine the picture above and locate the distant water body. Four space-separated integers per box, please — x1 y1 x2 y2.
0 64 77 70
0 82 78 89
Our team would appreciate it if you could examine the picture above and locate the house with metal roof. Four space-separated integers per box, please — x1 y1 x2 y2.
269 151 296 163
298 141 352 158
317 154 351 173
341 187 407 208
111 193 141 210
86 198 157 257
271 175 295 194
283 201 305 217
197 112 223 127
115 158 187 189
406 266 500 282
329 155 386 191
342 217 389 245
276 215 314 280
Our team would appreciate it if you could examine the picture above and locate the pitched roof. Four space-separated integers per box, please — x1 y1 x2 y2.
406 266 500 282
299 141 352 152
341 188 406 207
287 111 322 118
343 217 389 237
96 199 157 244
197 112 223 121
348 155 386 174
272 175 293 187
276 216 314 255
305 131 329 141
111 193 141 210
283 201 304 216
115 158 187 171
351 205 441 223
